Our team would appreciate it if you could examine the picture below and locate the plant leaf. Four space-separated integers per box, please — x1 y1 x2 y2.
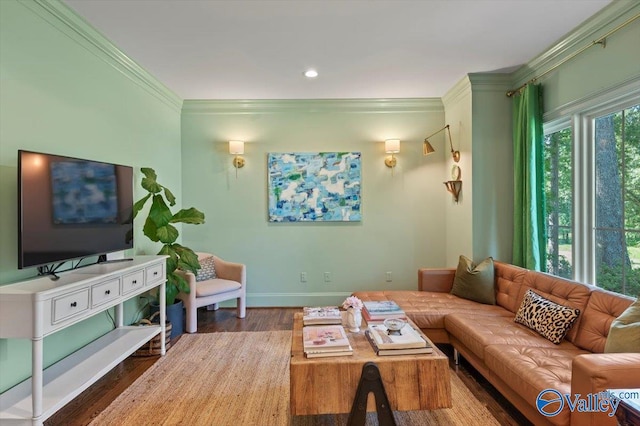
174 244 201 274
149 195 173 227
163 187 176 206
132 193 151 219
159 245 179 275
173 272 190 294
170 207 205 225
141 167 157 181
143 217 159 242
156 224 179 244
141 168 163 194
165 273 179 306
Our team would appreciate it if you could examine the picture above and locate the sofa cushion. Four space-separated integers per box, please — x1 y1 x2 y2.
353 290 510 331
517 271 591 343
195 256 217 282
450 256 495 305
445 313 577 361
195 278 241 297
514 289 580 344
485 344 589 426
494 262 527 313
604 297 640 353
573 288 635 353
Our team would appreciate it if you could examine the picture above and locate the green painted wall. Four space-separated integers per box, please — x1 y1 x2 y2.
513 1 640 117
441 2 639 267
468 74 513 263
0 0 182 392
180 99 447 307
1 0 637 398
442 77 474 266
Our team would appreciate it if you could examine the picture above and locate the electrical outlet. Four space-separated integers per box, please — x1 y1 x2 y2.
386 271 392 282
324 272 331 282
300 272 307 283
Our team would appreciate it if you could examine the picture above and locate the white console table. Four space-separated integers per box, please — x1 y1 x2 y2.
0 255 167 425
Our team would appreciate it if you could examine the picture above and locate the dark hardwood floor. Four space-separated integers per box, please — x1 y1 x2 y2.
46 308 531 426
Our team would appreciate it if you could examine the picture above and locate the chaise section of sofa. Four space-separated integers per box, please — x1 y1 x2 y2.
352 261 640 426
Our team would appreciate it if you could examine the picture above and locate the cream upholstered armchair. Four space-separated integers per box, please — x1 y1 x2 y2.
177 252 246 333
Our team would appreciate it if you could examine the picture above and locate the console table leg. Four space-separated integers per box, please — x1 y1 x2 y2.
347 362 397 426
32 337 43 422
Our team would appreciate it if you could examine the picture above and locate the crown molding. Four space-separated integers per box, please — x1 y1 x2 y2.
467 73 512 92
23 0 183 111
511 1 640 87
543 75 640 122
442 76 471 108
182 98 444 114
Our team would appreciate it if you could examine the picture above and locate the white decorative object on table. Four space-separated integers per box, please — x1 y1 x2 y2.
342 296 364 333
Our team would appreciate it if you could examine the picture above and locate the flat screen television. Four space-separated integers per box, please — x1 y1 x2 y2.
18 150 134 269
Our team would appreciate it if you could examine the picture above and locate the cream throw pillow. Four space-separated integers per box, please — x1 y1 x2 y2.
604 297 640 353
450 255 496 305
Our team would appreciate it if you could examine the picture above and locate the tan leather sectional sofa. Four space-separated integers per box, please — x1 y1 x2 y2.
353 261 640 426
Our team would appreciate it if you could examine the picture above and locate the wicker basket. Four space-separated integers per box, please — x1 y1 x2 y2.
132 311 172 356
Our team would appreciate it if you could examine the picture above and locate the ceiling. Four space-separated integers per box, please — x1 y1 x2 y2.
63 0 612 100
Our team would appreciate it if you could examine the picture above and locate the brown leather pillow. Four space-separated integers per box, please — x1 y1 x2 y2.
450 256 495 305
604 297 640 353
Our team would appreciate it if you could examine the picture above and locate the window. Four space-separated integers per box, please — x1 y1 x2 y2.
594 105 640 296
543 99 640 297
544 127 573 279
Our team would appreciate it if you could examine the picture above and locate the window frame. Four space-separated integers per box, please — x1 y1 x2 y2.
542 79 640 291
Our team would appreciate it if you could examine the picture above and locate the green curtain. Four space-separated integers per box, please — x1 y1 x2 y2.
512 84 546 271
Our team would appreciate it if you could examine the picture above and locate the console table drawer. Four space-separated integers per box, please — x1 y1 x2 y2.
145 263 165 284
122 270 145 294
91 279 120 307
52 290 90 323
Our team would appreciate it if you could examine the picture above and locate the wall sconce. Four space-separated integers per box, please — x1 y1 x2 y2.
384 139 400 174
444 180 462 203
229 140 245 177
423 124 460 163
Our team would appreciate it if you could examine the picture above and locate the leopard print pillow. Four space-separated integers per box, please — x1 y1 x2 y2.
514 289 581 344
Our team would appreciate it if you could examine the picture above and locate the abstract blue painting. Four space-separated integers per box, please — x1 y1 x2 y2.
268 152 361 222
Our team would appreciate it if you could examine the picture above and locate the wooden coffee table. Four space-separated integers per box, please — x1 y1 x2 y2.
290 313 452 418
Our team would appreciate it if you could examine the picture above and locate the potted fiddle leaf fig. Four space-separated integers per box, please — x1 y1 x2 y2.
133 167 205 337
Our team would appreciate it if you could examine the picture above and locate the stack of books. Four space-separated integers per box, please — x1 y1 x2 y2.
362 300 407 323
302 306 342 325
365 322 433 356
302 324 353 358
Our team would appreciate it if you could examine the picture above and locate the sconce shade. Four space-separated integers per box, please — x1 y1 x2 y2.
423 140 436 155
385 139 400 153
422 125 460 162
229 140 244 155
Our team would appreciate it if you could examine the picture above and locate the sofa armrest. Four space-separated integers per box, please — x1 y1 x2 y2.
213 256 246 286
418 268 456 292
571 353 640 426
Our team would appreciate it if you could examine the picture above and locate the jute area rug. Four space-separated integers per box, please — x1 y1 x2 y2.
90 331 499 426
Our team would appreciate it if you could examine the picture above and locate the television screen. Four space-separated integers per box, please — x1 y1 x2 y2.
18 150 134 269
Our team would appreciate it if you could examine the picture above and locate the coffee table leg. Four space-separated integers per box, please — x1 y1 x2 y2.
347 362 397 426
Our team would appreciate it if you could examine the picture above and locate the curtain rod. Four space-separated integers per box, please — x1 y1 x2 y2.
506 13 640 97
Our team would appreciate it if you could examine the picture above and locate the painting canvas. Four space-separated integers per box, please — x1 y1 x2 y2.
268 152 361 222
50 161 119 224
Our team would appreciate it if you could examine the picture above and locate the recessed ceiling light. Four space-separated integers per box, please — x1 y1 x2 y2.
304 69 318 78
